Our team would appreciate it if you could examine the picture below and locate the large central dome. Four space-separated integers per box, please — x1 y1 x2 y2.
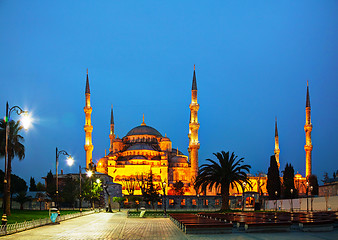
126 125 162 137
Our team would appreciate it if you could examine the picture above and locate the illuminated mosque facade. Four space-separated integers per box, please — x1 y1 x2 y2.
83 67 312 196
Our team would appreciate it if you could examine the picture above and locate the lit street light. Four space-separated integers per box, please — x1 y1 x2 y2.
290 189 294 212
2 102 31 224
162 181 167 217
56 147 73 211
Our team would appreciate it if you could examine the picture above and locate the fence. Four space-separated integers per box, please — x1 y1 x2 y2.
264 195 338 211
0 210 95 236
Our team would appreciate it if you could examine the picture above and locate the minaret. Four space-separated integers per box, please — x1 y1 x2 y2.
189 65 200 179
84 69 94 168
274 117 280 169
109 105 115 153
304 81 313 178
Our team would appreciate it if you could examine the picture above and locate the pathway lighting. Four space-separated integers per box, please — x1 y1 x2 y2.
275 191 278 211
242 182 246 211
2 102 31 223
290 189 294 212
56 147 73 210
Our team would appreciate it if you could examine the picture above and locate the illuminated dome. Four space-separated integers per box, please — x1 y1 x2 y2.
295 173 302 178
126 125 162 137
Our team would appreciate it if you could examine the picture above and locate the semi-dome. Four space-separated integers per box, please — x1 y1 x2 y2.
126 125 162 137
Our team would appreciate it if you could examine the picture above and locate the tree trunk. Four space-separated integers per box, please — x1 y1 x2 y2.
5 156 12 216
20 203 23 210
221 184 230 211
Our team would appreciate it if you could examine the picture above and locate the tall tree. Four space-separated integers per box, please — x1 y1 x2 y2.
29 177 37 191
267 155 281 199
60 175 78 209
195 151 251 211
46 170 56 202
282 163 297 199
0 119 25 216
143 170 160 209
308 174 319 196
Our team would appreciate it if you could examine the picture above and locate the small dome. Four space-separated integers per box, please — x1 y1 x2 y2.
127 143 155 151
295 173 302 178
126 125 162 137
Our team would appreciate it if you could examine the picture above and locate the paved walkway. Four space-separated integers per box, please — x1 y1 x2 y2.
2 211 338 240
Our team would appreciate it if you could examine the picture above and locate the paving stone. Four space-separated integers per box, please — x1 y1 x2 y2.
2 211 338 240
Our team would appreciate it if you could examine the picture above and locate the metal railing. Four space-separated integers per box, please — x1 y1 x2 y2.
0 210 94 236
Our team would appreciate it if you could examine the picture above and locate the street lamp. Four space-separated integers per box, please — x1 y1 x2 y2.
163 181 167 216
310 186 313 212
242 182 246 212
290 189 294 212
275 191 278 211
56 147 73 210
2 102 31 223
306 181 309 212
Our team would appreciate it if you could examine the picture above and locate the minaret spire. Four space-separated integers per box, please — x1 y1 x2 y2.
109 105 116 152
85 69 90 94
304 81 313 177
84 69 93 168
274 117 280 169
188 65 200 179
141 113 146 126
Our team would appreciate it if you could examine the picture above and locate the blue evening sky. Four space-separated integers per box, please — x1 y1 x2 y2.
0 1 337 184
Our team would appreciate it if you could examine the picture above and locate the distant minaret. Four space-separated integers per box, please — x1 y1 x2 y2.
84 69 94 168
109 105 115 153
274 117 280 169
189 65 200 179
304 81 313 178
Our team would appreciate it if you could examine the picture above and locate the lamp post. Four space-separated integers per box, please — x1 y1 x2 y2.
56 147 73 210
78 165 90 213
275 191 278 211
197 194 200 211
306 181 309 212
242 182 246 212
310 186 313 212
290 189 294 212
2 102 30 223
163 181 167 216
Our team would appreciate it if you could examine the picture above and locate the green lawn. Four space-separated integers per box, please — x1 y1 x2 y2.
0 209 82 224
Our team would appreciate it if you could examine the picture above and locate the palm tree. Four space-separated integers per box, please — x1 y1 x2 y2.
0 119 25 215
194 151 251 211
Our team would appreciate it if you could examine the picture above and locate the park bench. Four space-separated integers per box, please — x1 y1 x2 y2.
245 221 292 233
299 219 334 232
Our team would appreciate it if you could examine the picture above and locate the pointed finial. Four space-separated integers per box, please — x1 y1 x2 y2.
306 80 311 108
192 65 197 90
177 147 179 155
105 149 107 156
275 117 278 137
141 113 146 126
165 133 167 137
85 69 90 94
110 104 114 124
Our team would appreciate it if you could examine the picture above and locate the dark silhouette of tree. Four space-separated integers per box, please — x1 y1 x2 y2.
308 174 319 195
15 191 31 210
60 175 78 209
36 182 45 191
0 170 27 197
35 192 46 210
0 119 25 216
267 155 281 199
322 172 329 183
143 170 160 209
46 170 56 202
173 181 185 195
282 163 297 199
29 177 37 191
195 151 251 211
121 176 137 196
